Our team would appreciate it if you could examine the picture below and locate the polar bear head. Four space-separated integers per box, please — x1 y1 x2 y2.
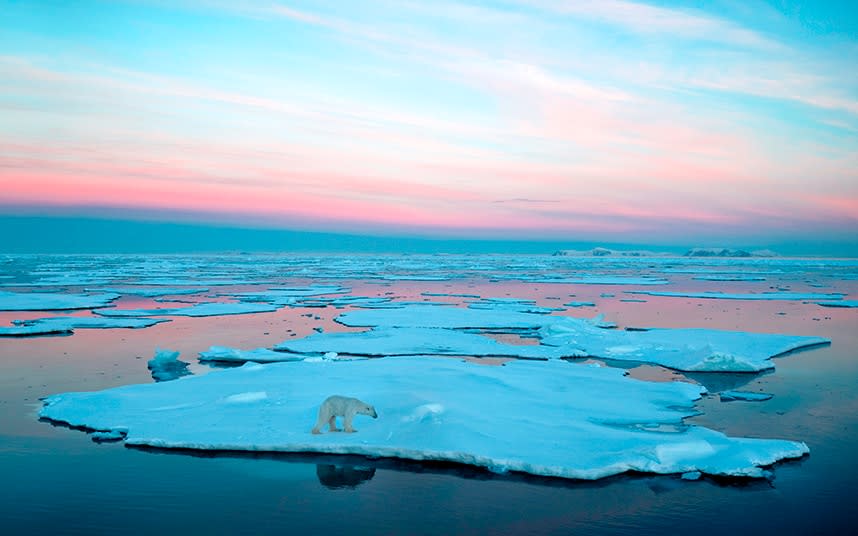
358 402 378 419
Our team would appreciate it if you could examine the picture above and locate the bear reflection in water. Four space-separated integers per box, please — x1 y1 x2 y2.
316 464 377 490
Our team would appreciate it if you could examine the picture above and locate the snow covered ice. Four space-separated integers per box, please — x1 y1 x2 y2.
0 290 120 311
0 316 167 337
39 357 809 480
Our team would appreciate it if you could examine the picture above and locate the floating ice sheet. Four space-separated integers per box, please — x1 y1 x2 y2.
94 302 279 317
626 291 844 301
529 277 669 285
539 320 829 372
276 327 576 360
816 300 858 308
0 291 120 311
0 316 167 336
692 275 767 281
39 357 808 480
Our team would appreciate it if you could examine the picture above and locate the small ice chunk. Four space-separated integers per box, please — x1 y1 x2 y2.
147 348 191 382
720 391 773 402
91 429 126 442
681 471 702 480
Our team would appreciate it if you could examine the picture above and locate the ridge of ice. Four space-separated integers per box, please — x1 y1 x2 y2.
626 291 844 301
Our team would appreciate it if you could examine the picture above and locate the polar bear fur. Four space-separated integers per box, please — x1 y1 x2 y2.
312 395 377 434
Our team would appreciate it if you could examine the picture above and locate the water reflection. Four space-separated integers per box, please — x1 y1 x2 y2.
316 464 376 490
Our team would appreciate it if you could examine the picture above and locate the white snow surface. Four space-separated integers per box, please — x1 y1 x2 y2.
0 291 120 311
0 316 166 336
38 357 808 480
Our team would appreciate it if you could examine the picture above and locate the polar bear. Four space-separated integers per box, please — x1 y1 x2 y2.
312 395 378 434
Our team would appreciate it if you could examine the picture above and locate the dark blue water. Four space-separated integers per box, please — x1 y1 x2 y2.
1 255 856 534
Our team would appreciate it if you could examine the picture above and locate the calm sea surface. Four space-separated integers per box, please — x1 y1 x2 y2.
1 254 856 535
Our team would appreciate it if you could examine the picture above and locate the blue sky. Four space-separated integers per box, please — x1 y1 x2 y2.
1 1 856 252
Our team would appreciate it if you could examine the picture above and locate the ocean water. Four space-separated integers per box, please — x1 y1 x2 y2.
1 254 856 535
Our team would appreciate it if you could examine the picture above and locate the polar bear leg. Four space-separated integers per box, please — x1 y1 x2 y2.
328 415 341 432
343 409 357 433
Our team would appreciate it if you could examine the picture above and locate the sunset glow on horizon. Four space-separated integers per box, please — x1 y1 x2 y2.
1 0 857 246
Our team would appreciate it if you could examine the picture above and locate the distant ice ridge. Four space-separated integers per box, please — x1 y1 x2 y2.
38 357 808 480
0 290 119 311
626 290 845 302
147 349 191 382
0 316 167 337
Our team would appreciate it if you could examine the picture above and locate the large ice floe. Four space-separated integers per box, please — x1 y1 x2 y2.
0 290 120 311
0 316 167 337
39 357 808 480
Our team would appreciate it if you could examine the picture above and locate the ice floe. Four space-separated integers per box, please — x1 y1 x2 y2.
147 349 191 382
720 391 773 402
816 300 858 308
275 327 576 360
94 302 279 317
691 275 767 281
0 291 120 311
39 357 808 480
0 316 167 337
531 277 669 285
626 291 845 301
86 287 209 297
539 320 829 372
